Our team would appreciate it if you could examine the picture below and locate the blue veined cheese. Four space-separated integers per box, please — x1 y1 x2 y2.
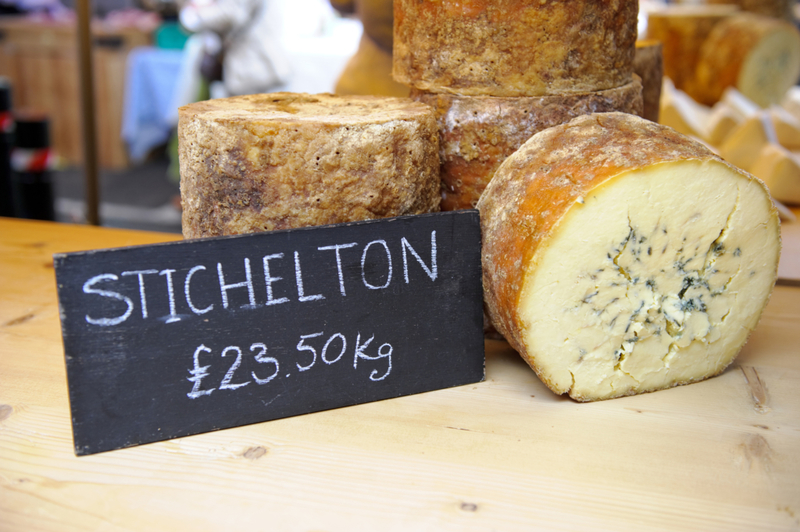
479 113 780 401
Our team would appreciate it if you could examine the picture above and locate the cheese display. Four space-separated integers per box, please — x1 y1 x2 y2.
412 79 643 210
694 13 800 107
646 5 738 98
392 0 637 97
633 40 663 123
179 93 440 238
478 113 780 401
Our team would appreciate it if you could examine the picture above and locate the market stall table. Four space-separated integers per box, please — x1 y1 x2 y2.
0 217 798 530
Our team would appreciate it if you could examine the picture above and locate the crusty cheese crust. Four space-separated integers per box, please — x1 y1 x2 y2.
412 79 643 211
477 113 779 398
393 0 638 97
179 92 440 238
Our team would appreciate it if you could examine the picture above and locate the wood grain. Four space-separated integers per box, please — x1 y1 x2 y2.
1 218 798 531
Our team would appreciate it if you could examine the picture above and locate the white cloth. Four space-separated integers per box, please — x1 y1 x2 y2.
180 0 291 96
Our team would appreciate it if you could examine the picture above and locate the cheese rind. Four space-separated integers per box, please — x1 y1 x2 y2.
478 112 780 401
179 93 440 238
393 0 637 97
413 80 643 211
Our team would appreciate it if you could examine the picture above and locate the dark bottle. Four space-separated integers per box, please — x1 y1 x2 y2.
13 112 55 221
0 78 14 218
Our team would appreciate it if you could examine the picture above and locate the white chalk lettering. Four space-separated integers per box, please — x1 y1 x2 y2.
296 332 324 371
250 343 279 385
318 242 357 296
402 231 437 283
220 346 250 390
361 240 392 290
159 269 181 323
262 253 290 306
294 251 324 302
185 265 214 315
321 333 347 364
217 258 256 309
187 344 215 399
353 332 392 381
83 273 134 326
121 269 158 318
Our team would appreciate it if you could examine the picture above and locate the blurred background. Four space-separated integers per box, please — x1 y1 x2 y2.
0 0 798 233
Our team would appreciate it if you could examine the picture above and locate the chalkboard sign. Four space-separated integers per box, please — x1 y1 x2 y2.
54 211 485 455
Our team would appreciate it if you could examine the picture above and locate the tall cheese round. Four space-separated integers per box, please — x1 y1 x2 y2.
179 93 440 238
478 113 780 401
412 78 643 210
393 0 637 97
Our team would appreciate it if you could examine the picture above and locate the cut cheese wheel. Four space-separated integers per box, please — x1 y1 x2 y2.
392 0 637 97
179 92 440 238
750 143 800 204
478 112 780 401
694 13 800 107
646 5 738 97
413 79 643 211
634 40 663 123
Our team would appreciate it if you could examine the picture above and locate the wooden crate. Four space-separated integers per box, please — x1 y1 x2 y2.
0 17 152 169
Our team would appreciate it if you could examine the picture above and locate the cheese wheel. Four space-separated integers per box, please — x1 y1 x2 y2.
179 93 440 238
412 79 643 211
393 0 637 97
478 112 780 401
694 13 800 107
646 5 738 97
633 40 663 123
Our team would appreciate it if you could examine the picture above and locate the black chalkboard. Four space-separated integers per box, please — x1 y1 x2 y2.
54 211 485 455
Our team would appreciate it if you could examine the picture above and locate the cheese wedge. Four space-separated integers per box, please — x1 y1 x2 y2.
719 111 777 172
659 77 710 139
750 143 800 204
704 102 741 146
478 112 780 401
179 93 440 238
768 105 800 150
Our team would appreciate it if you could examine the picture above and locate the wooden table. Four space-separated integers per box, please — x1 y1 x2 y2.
1 217 798 531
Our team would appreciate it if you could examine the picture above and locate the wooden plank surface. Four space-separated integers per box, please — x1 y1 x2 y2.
1 218 798 531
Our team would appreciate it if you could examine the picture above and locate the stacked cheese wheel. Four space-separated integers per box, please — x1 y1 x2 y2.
179 93 440 238
478 113 780 401
393 0 643 210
